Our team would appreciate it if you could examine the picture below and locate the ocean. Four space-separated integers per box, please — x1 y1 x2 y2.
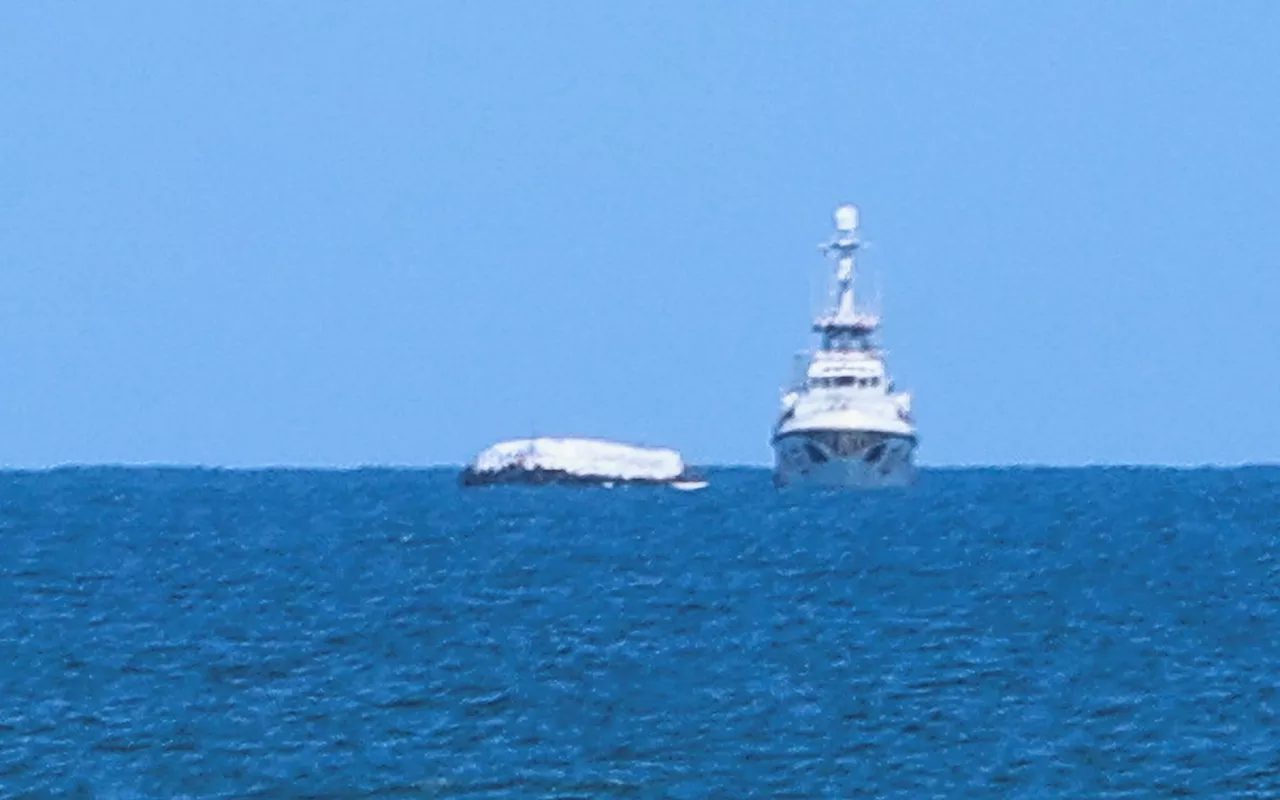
1 466 1277 798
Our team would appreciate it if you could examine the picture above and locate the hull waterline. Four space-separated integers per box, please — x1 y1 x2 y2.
772 429 916 488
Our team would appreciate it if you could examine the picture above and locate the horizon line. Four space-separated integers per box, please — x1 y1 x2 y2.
0 461 1276 472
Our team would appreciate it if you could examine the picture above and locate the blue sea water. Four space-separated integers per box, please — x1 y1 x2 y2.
1 467 1278 798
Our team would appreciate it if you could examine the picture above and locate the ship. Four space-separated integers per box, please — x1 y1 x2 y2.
771 204 918 488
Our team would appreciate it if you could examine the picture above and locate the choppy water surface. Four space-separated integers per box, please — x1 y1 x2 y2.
1 467 1278 797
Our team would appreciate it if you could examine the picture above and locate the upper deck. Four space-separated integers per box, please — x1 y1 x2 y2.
812 311 881 336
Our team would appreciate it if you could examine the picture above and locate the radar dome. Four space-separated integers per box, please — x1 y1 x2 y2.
833 204 859 232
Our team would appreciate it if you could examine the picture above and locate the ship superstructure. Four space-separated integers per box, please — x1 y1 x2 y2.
772 204 917 488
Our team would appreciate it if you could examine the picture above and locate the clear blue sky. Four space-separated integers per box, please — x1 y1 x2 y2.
2 3 1277 468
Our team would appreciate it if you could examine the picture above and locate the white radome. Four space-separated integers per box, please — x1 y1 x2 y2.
833 204 859 232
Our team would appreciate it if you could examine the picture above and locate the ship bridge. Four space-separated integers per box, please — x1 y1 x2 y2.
806 349 886 388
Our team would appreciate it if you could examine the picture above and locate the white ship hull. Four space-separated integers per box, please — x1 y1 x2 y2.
772 430 916 489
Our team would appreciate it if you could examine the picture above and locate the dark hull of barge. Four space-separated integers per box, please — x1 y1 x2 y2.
460 466 705 488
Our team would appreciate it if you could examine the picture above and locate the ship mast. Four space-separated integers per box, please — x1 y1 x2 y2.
815 204 878 348
825 204 861 321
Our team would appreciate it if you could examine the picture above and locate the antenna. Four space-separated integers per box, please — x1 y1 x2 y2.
822 204 861 319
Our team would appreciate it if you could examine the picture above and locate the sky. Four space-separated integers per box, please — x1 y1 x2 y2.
1 2 1278 468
